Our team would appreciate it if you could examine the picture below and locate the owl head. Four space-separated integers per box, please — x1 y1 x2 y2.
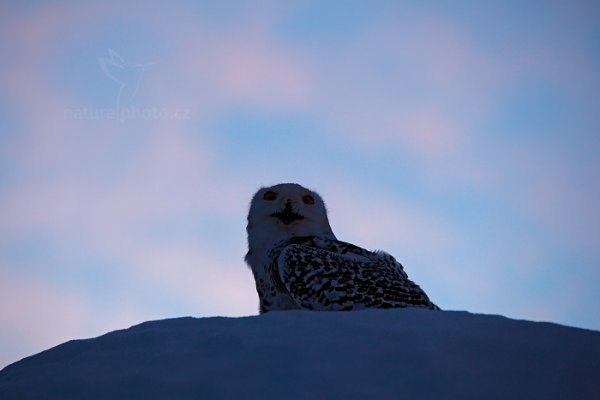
245 183 336 267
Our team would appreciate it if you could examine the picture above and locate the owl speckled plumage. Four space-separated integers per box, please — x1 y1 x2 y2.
245 183 439 313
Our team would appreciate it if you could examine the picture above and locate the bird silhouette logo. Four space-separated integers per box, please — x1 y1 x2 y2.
98 49 157 108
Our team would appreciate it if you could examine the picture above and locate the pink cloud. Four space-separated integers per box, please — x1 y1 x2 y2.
0 269 89 368
169 33 315 112
296 18 499 168
114 242 258 316
0 122 261 324
512 148 599 254
325 185 459 254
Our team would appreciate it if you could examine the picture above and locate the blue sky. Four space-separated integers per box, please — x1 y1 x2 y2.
1 1 599 368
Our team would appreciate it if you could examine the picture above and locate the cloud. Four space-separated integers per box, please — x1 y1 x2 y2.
498 145 600 255
0 269 89 368
113 242 258 316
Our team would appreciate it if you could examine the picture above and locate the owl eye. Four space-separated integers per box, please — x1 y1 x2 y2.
302 195 315 205
263 191 277 201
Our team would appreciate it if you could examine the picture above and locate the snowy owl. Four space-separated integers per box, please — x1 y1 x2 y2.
245 183 439 313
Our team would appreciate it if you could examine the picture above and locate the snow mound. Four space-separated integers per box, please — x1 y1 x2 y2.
1 309 599 399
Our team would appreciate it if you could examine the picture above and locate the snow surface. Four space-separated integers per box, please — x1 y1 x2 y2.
0 309 599 399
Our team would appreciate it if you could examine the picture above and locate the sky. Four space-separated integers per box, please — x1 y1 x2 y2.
0 1 599 369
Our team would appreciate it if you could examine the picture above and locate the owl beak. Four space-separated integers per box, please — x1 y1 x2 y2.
272 201 304 225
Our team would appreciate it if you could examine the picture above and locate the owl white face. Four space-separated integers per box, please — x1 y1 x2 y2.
245 183 336 266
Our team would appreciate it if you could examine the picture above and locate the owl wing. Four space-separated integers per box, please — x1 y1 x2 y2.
273 237 439 311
